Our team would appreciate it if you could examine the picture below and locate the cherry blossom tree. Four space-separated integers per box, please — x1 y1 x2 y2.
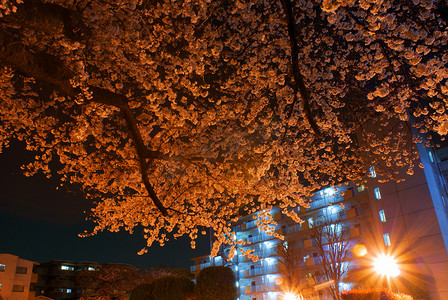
0 0 447 254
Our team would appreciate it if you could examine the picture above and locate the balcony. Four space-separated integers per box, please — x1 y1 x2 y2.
246 232 276 244
241 220 257 230
285 224 301 235
304 239 312 248
350 227 361 237
346 207 357 218
244 284 267 294
243 265 280 278
190 262 211 273
305 257 314 266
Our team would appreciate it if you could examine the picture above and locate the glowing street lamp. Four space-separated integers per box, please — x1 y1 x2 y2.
282 292 303 300
373 254 400 277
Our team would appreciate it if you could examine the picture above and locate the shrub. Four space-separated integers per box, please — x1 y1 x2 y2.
130 283 153 300
195 266 237 300
341 288 414 300
130 275 194 300
151 275 195 300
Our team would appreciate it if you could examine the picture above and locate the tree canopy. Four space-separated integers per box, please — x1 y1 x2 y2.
0 0 447 254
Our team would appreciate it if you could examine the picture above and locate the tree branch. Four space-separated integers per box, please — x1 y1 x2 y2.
280 0 320 135
0 29 168 216
1 0 90 41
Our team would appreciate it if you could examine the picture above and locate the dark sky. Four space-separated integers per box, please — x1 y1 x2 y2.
0 142 210 268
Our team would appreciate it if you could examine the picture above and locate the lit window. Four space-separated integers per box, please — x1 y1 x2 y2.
383 233 391 246
374 187 381 199
322 187 336 196
370 166 376 178
61 265 74 271
0 264 5 272
378 210 386 222
0 283 2 290
308 217 314 228
429 151 434 163
66 289 72 293
88 267 95 271
357 185 365 192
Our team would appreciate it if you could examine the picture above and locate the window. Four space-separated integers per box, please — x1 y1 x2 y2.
374 187 381 199
61 265 74 271
357 185 365 192
12 285 25 292
308 217 314 228
0 283 2 290
88 267 96 271
66 289 72 293
383 233 391 246
0 264 5 272
16 267 27 274
429 151 434 163
378 210 386 222
369 166 376 178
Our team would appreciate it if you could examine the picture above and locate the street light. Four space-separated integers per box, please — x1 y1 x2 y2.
283 292 303 300
373 254 400 277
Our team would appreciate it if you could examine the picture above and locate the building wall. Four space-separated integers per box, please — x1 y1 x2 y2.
365 146 448 300
32 260 99 300
0 254 36 300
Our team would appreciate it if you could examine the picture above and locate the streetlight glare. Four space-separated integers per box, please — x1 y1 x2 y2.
373 255 401 277
283 292 303 300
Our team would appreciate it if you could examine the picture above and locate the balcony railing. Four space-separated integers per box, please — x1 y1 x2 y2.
246 232 276 244
243 265 280 278
245 285 267 294
284 224 301 235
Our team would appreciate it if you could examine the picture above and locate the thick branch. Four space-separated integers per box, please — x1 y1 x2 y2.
0 29 167 216
1 0 90 41
280 0 320 135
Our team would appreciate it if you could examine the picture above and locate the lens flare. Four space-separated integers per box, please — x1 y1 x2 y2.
373 254 400 277
353 243 368 257
283 292 303 300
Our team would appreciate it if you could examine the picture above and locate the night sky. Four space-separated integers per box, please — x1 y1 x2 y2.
0 142 210 269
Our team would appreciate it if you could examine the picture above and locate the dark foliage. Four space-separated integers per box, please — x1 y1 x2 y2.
130 275 194 300
194 266 237 300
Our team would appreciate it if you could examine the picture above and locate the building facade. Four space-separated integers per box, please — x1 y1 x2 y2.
0 254 37 300
32 260 98 300
191 146 448 300
363 145 448 300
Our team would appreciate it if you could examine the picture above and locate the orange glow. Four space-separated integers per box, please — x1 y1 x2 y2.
282 292 303 300
353 243 368 257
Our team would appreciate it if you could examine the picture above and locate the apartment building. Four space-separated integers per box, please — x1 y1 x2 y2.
363 145 448 300
0 254 37 300
191 145 448 300
32 260 103 300
191 184 372 300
